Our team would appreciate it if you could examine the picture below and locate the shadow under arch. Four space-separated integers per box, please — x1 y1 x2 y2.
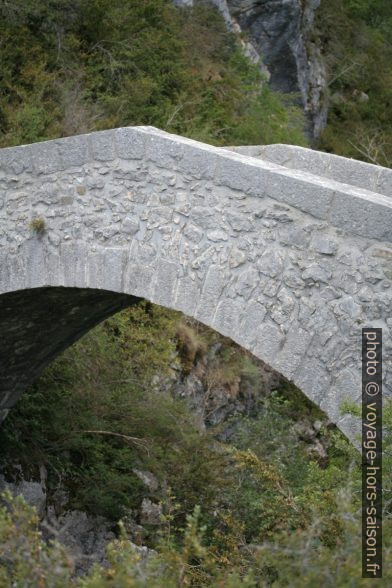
0 287 140 419
0 280 360 447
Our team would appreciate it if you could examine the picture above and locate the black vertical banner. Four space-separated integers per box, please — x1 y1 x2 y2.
362 328 382 578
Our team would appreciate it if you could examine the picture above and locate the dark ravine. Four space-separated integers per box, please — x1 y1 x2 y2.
175 0 328 140
227 0 328 139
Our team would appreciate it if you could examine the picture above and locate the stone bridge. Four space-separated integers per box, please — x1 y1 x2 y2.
0 126 391 445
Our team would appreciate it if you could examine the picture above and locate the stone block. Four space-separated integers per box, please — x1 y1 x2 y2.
309 233 338 255
0 145 34 175
215 156 267 196
115 127 146 160
151 259 179 307
238 300 267 348
6 254 26 291
56 134 90 168
122 217 140 235
88 247 127 292
212 298 243 338
44 251 62 286
174 276 201 316
265 170 334 219
124 259 157 300
20 240 46 289
274 327 312 379
144 133 184 168
194 266 227 324
252 320 285 365
32 141 63 175
89 130 116 161
329 189 392 241
377 168 392 197
293 359 331 403
178 144 220 180
60 242 88 288
320 368 361 422
258 144 392 197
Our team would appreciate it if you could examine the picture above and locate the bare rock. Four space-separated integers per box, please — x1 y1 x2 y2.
0 474 46 517
41 509 116 576
140 498 163 526
133 469 159 492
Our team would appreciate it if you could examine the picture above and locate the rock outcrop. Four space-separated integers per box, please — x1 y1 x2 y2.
175 0 328 140
0 473 156 576
228 0 328 139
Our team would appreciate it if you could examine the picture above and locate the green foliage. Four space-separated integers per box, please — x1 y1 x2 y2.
29 217 46 233
0 496 259 587
316 0 392 166
215 385 360 555
346 0 392 30
1 299 391 585
250 490 391 587
0 0 306 148
1 401 390 586
0 304 225 522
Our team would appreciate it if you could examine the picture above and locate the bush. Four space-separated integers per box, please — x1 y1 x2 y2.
0 304 225 523
316 0 392 166
0 491 74 586
1 300 391 585
0 0 306 148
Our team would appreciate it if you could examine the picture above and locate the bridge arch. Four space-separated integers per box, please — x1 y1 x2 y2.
1 126 391 444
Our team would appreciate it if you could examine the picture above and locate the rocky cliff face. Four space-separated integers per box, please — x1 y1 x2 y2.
175 0 328 140
227 0 327 139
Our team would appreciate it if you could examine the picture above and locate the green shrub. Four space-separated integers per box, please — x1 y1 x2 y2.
316 0 392 166
0 491 74 587
0 304 226 523
1 299 391 585
29 217 45 233
0 0 306 148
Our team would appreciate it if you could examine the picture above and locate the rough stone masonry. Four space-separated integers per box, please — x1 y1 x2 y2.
0 126 391 446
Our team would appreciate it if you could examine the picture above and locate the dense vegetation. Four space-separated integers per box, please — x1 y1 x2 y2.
0 0 306 147
317 0 392 165
2 306 390 586
0 0 391 586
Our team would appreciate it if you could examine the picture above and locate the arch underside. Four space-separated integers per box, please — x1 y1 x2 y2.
0 284 364 444
0 287 140 420
0 126 391 446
